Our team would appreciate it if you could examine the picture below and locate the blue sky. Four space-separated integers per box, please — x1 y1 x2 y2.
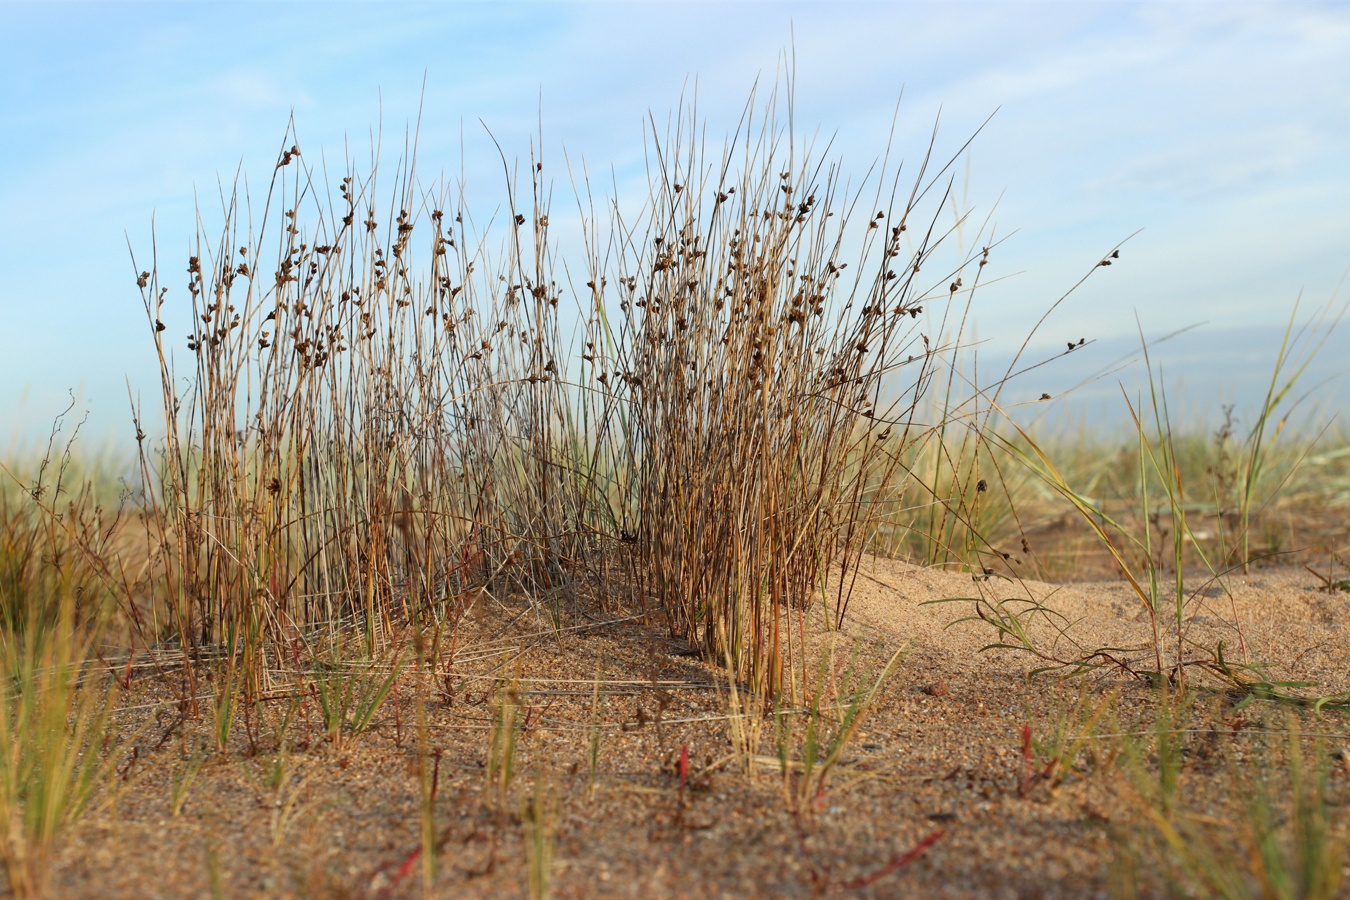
2 1 1348 444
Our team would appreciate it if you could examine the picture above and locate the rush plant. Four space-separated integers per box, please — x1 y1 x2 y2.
129 71 1028 701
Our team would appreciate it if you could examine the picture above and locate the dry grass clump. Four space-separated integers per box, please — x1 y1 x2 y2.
126 81 1026 706
592 91 1007 694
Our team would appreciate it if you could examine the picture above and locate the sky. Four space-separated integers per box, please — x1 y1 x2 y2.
2 1 1348 446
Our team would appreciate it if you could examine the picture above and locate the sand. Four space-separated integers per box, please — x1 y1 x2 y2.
29 558 1350 898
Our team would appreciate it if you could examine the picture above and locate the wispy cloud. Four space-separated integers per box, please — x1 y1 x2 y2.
1092 124 1330 198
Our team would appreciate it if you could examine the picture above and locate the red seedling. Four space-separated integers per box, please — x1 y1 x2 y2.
838 827 946 890
678 744 690 802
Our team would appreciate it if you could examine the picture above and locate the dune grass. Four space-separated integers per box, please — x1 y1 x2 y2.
122 76 1044 713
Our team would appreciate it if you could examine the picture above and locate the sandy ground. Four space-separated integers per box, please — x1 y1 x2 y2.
846 557 1350 698
30 558 1350 898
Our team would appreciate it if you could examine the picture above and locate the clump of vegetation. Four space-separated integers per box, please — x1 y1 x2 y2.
126 76 1035 711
